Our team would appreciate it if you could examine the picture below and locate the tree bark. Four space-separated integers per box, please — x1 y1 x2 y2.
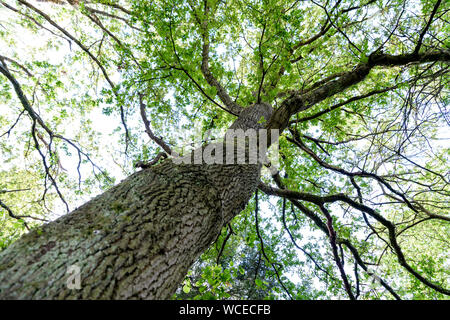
0 103 273 299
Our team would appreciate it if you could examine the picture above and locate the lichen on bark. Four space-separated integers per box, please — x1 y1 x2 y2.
0 103 274 299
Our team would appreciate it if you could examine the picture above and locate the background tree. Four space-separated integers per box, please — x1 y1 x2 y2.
0 0 448 299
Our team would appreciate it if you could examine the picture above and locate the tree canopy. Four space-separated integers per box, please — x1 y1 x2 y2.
0 0 449 299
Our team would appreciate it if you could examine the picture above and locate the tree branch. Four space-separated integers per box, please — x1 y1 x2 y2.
16 0 131 152
190 0 243 115
267 49 450 132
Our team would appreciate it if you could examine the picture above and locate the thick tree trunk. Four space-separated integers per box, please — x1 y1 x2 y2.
0 103 273 299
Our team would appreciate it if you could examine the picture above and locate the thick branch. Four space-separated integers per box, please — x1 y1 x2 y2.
191 0 243 115
267 49 450 132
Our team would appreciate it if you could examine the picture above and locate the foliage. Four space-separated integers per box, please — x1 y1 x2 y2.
0 0 448 299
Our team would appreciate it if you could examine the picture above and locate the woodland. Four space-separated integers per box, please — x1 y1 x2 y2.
0 0 449 300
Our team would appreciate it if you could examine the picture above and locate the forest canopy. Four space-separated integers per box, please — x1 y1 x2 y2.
0 0 449 300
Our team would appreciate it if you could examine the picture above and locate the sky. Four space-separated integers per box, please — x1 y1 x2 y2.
0 0 448 298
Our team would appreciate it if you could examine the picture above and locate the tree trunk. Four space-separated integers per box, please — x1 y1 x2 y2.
0 103 273 299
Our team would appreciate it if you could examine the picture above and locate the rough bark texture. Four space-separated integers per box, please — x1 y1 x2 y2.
0 103 273 299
